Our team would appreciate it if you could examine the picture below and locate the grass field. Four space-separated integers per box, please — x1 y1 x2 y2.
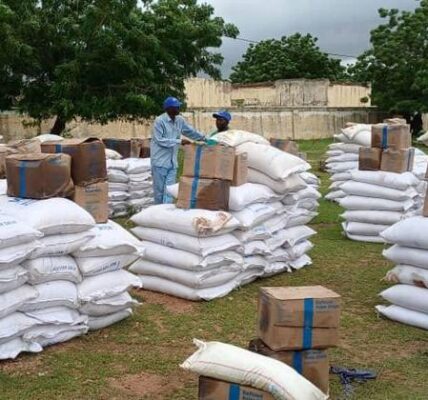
1 139 428 399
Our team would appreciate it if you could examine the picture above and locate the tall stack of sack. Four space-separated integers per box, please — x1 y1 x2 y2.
106 157 153 218
0 199 142 359
130 131 320 301
340 121 427 242
376 216 428 330
325 123 371 202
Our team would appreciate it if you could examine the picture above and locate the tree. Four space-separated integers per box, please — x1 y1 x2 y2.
348 1 428 114
230 33 346 84
0 0 238 134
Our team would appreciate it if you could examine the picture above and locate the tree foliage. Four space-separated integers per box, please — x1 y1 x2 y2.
230 33 346 84
0 0 238 133
348 0 428 112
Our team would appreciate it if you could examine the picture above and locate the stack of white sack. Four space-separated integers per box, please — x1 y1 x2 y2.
72 219 143 331
339 171 426 243
211 131 319 276
377 216 428 330
0 197 142 360
130 205 264 301
106 158 153 218
325 124 371 202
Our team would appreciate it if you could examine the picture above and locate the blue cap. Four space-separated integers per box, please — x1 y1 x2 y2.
163 97 182 109
213 110 232 122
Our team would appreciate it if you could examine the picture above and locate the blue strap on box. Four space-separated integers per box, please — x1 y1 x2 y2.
303 298 314 349
18 161 28 198
381 125 388 149
190 146 203 209
55 144 62 153
228 384 240 400
292 351 304 374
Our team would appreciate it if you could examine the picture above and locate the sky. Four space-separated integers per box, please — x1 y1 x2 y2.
203 0 418 77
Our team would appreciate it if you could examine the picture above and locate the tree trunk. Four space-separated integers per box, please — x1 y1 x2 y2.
50 116 66 136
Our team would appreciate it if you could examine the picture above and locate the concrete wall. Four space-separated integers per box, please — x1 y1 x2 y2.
184 78 231 108
231 83 278 106
0 112 54 143
328 83 371 107
0 108 385 142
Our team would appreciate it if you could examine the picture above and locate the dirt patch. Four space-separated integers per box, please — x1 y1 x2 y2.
139 290 196 314
108 371 187 399
0 355 44 376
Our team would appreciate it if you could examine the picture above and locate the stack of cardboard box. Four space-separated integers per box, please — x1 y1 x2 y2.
177 144 247 211
103 138 151 158
250 286 341 395
41 138 108 223
359 123 414 173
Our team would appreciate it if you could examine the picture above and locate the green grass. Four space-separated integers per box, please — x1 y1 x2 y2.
1 139 427 399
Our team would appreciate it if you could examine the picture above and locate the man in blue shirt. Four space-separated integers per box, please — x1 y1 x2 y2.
151 97 206 204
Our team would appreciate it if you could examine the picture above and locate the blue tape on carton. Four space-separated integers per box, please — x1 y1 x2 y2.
190 146 203 208
303 298 314 349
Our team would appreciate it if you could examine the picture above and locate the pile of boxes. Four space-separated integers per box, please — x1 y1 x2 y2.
4 137 109 223
359 123 414 173
197 286 340 398
252 286 341 395
177 144 247 211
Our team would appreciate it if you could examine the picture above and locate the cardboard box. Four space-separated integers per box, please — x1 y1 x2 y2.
248 339 329 394
358 147 382 171
198 376 274 400
103 138 132 158
371 124 411 150
42 138 107 186
176 177 230 211
232 153 248 186
384 118 407 125
183 144 235 181
380 148 415 173
257 287 340 350
140 138 151 158
7 138 42 154
269 138 299 156
423 187 428 217
6 153 74 199
73 182 108 223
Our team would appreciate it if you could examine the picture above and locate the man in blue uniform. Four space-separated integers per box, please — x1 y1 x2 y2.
151 97 206 204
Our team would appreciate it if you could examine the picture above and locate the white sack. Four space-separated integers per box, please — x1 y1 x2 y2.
25 306 87 325
267 240 313 263
141 241 243 271
0 241 42 267
108 182 128 192
240 241 271 256
131 204 239 237
0 197 95 235
0 337 42 360
326 153 359 163
0 312 40 344
75 254 139 277
20 281 78 311
385 265 428 288
180 339 327 400
342 210 403 226
289 254 313 270
231 202 281 230
381 216 428 249
267 226 316 251
0 285 39 318
343 222 390 237
73 220 143 257
326 161 359 173
328 143 361 153
380 284 428 314
131 227 241 257
108 191 129 201
23 256 82 284
349 170 419 190
106 159 129 171
80 292 139 317
330 172 351 182
0 214 42 249
300 172 320 186
233 225 271 243
325 190 346 201
107 169 129 183
247 169 307 194
35 133 63 143
29 231 95 259
383 245 428 270
132 259 242 289
282 187 321 205
105 149 122 160
126 158 151 174
229 183 281 211
340 181 418 201
78 270 142 302
376 305 428 330
0 266 28 294
236 143 310 181
212 130 269 147
345 232 385 243
24 323 88 347
339 196 414 212
88 308 132 331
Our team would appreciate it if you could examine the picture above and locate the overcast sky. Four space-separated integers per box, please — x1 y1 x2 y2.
203 0 418 77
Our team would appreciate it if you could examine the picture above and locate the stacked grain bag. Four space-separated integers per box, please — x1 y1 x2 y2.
325 123 371 202
106 158 153 218
377 216 428 330
340 122 426 242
